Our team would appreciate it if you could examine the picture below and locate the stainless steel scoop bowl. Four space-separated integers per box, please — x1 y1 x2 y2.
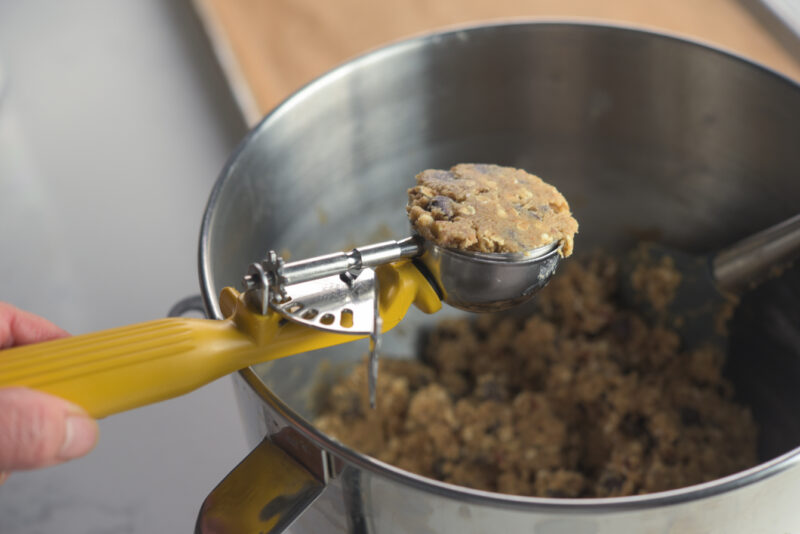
420 239 561 312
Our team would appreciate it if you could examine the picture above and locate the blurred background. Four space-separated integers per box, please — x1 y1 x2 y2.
0 2 247 533
0 0 798 532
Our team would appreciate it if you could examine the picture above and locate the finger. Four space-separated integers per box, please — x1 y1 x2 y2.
0 302 70 349
0 388 98 471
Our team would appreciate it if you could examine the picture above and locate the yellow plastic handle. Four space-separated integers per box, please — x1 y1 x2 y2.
0 261 440 418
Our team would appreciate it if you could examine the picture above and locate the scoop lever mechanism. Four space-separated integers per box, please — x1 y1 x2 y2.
242 236 426 407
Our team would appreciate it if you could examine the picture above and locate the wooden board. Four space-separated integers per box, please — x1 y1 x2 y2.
193 0 800 126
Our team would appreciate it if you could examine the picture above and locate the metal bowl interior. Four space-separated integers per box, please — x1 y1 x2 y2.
200 21 800 507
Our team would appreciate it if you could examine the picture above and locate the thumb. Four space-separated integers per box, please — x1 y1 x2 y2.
0 388 98 472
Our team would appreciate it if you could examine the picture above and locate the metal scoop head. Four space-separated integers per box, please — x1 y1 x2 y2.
417 239 562 312
248 235 563 320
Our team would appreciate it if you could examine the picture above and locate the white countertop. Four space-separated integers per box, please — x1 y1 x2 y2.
0 1 252 532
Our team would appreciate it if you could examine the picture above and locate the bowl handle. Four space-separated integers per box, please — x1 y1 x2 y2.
168 295 208 318
195 435 325 534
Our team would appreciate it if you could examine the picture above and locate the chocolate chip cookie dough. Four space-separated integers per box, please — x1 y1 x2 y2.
630 245 683 313
407 163 578 257
314 254 757 498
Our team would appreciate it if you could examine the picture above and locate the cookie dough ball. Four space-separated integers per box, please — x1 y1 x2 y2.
407 163 578 257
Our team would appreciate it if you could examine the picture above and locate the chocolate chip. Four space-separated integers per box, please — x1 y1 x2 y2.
432 458 447 478
599 472 626 492
528 211 543 221
475 375 508 402
429 195 455 218
619 413 648 438
610 316 632 340
680 407 703 426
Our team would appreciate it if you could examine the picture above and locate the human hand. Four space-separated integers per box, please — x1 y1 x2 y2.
0 303 99 484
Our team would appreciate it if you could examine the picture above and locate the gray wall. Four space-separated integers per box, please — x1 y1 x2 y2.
0 1 251 532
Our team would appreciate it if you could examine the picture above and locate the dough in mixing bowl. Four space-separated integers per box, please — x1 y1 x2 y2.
314 254 757 498
407 163 578 257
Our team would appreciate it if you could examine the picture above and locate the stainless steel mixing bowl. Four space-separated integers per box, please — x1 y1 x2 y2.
197 22 800 533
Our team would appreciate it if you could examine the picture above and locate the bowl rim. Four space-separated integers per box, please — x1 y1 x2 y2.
199 20 800 510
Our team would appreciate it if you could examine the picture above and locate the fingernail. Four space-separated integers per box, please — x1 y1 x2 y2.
58 415 98 460
62 400 90 417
